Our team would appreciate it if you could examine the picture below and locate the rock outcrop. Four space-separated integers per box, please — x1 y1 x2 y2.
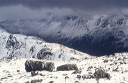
37 48 53 60
57 64 78 71
25 60 54 72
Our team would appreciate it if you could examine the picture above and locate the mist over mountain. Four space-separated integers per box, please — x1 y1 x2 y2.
1 13 128 56
1 0 128 21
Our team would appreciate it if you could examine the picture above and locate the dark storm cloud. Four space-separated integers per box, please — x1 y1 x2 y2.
0 0 128 9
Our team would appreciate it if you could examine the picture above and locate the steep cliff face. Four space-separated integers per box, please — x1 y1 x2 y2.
0 13 128 56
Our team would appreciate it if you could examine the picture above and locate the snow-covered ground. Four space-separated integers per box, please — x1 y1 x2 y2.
0 29 89 61
0 53 128 83
0 29 128 83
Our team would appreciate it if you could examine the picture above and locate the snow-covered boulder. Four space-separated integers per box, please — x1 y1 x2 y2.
57 64 78 71
25 60 54 72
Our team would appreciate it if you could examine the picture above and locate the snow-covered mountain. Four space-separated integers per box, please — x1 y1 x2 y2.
0 27 128 83
0 13 128 56
0 29 90 61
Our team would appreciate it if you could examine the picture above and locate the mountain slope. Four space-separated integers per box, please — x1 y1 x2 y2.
0 28 128 83
0 13 128 56
0 29 89 61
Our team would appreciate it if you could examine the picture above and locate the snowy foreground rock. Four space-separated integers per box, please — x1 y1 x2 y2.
0 29 128 83
1 53 128 83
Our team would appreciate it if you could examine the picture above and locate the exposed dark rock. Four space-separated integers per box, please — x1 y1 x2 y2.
70 57 78 61
82 74 94 80
76 75 81 80
100 19 109 28
17 70 20 72
57 64 78 71
6 35 21 50
25 60 54 72
31 79 42 83
72 69 82 74
74 81 80 83
49 81 54 83
37 48 53 60
103 60 109 63
30 46 36 54
65 16 78 20
94 68 111 80
31 71 38 76
6 51 15 59
65 76 69 82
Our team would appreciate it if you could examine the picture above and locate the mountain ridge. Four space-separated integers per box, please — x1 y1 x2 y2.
0 28 90 61
0 13 128 56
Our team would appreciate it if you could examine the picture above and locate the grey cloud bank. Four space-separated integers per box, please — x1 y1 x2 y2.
0 0 128 21
0 0 128 9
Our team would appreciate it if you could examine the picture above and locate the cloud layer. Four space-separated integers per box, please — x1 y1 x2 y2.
0 0 128 9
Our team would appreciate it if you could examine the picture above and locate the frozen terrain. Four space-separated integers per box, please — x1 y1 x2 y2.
0 29 128 83
1 53 128 83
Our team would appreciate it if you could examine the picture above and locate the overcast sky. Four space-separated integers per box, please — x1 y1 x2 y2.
0 0 128 21
0 0 128 9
